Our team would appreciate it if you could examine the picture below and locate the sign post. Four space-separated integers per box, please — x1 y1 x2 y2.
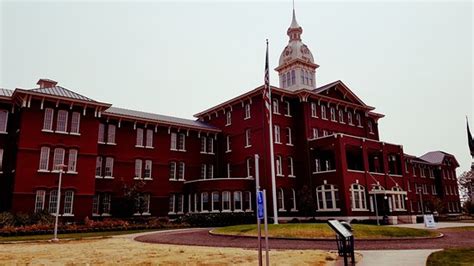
254 154 269 266
327 220 355 266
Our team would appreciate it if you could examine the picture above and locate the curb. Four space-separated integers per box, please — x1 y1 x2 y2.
208 230 444 241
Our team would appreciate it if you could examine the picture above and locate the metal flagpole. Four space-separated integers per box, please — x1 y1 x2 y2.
255 154 262 266
264 39 279 224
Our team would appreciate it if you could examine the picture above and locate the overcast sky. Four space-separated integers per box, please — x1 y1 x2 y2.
1 0 472 174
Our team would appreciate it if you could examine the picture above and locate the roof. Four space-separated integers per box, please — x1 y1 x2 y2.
105 106 219 132
419 151 458 165
30 86 97 102
313 80 368 108
0 88 13 97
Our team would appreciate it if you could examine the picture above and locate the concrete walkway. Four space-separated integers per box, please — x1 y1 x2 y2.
391 222 474 230
357 249 441 266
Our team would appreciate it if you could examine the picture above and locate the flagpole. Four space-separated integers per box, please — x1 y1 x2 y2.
265 39 279 224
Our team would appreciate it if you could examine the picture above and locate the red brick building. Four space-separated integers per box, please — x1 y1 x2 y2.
0 11 461 223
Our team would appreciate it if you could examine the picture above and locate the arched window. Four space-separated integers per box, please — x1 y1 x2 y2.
350 184 367 210
226 111 232 126
391 187 406 211
290 189 297 211
276 155 283 176
356 113 362 127
277 188 285 211
338 109 344 123
315 184 339 211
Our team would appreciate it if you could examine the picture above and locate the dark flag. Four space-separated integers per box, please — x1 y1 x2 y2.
263 39 271 124
467 117 474 157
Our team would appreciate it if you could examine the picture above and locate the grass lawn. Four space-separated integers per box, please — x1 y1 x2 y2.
212 224 440 239
426 248 474 266
0 237 336 265
0 229 158 242
441 226 474 232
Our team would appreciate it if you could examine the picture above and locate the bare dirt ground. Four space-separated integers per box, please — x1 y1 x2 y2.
0 237 337 265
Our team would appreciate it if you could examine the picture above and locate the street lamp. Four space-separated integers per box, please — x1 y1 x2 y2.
51 164 67 242
371 183 384 226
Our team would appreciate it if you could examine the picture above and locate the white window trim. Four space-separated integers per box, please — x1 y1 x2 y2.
290 189 298 212
222 191 231 212
316 185 340 211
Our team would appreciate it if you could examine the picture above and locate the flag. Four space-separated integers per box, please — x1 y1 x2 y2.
467 118 474 157
263 40 271 124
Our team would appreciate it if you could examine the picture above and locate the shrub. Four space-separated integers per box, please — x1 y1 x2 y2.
14 213 30 226
178 212 255 227
0 212 15 228
31 210 54 225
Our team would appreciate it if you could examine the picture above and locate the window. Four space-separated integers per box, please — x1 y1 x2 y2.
49 190 58 213
227 163 231 178
330 107 336 121
311 102 317 117
194 194 199 213
98 123 105 143
34 190 46 212
244 103 251 119
43 108 54 131
368 121 374 134
291 70 296 85
105 157 114 177
274 125 281 143
144 160 152 179
421 167 426 177
285 127 293 145
314 159 321 173
70 112 80 134
290 189 297 211
338 109 344 123
222 191 231 211
200 136 206 153
92 194 100 215
234 191 242 211
56 110 68 133
321 105 327 119
146 129 153 148
0 110 7 133
316 184 339 211
178 162 185 180
391 187 406 211
285 101 291 116
226 135 231 152
178 133 186 151
244 191 252 211
212 191 220 212
170 132 177 150
67 149 78 173
348 112 353 125
102 193 111 214
207 137 214 154
286 71 291 86
169 194 176 214
201 192 209 212
245 129 251 147
95 157 102 177
276 155 283 176
277 188 285 211
282 73 287 88
105 125 116 144
134 193 150 215
312 128 319 139
208 164 214 179
350 184 367 210
356 113 362 127
39 147 50 171
288 157 294 177
432 184 437 195
272 99 279 114
63 190 74 215
52 148 65 171
201 164 207 179
177 194 184 213
226 111 232 126
169 161 177 180
136 128 144 147
246 157 253 177
135 159 142 179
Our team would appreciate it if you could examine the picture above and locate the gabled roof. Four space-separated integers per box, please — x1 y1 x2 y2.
105 106 219 132
313 80 368 108
419 151 459 167
30 86 97 102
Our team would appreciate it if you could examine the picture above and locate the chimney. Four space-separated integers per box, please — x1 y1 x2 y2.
36 78 58 88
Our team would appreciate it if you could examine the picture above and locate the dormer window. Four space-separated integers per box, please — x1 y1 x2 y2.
286 72 291 86
282 74 287 88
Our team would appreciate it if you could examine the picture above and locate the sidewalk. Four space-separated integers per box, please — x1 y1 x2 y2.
357 249 440 266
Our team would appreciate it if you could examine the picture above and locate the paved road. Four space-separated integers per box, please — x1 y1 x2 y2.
135 227 474 250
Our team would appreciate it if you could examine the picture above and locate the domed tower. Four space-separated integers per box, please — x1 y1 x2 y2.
275 9 319 91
